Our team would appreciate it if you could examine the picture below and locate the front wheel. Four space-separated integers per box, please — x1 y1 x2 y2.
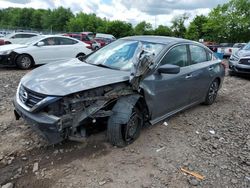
16 54 33 69
203 80 219 105
107 107 143 147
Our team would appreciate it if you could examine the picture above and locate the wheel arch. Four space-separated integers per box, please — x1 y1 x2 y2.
15 53 35 66
110 94 141 125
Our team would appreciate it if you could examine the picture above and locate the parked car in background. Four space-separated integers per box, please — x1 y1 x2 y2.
63 33 100 50
217 43 234 58
94 37 114 47
96 33 116 41
13 36 225 146
94 37 107 47
0 35 92 69
0 32 40 45
231 43 246 54
229 42 250 75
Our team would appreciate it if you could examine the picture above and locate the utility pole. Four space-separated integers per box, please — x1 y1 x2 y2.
154 16 157 29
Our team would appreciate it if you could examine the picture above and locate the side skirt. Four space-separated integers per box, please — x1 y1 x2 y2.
150 100 202 125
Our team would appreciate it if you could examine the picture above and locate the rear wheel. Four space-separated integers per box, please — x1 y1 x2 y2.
204 79 219 105
107 106 143 147
16 54 33 69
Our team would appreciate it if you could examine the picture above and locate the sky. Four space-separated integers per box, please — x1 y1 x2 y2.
0 0 229 27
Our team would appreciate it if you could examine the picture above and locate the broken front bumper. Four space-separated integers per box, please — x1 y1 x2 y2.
229 60 250 74
0 54 16 67
13 97 64 144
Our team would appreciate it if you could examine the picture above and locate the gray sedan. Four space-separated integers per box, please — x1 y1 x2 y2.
13 36 225 147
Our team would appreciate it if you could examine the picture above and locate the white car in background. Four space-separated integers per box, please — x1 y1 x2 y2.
0 35 92 69
0 32 40 45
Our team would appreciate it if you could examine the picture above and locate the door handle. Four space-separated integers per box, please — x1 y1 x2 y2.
208 67 214 71
185 74 193 79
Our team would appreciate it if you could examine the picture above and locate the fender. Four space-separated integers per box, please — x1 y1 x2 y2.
111 94 141 124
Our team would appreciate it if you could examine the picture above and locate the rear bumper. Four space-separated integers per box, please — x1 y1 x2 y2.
13 97 64 144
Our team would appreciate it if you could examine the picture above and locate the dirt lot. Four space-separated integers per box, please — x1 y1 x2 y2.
0 67 249 188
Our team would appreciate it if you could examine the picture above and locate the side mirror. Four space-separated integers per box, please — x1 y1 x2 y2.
158 64 180 74
36 41 45 47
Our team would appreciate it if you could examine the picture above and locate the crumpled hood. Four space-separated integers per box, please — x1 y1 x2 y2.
235 50 250 58
0 44 27 52
21 59 130 96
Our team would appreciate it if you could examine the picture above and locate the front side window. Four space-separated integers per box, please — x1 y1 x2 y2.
160 45 188 67
190 45 207 65
42 37 57 46
85 39 165 71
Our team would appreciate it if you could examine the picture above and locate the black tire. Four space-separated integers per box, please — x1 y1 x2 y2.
16 54 33 69
76 53 86 62
94 46 99 51
107 106 143 147
203 79 219 105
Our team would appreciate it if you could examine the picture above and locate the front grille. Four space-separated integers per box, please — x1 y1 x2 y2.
239 59 250 66
19 86 46 108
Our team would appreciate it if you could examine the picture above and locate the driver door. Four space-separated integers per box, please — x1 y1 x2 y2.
142 44 194 121
30 37 61 64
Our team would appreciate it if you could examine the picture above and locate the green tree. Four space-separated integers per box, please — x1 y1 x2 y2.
185 15 209 41
171 13 189 38
106 20 133 38
203 0 250 42
134 21 153 35
154 25 172 36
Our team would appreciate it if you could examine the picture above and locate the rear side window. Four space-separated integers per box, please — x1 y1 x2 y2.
58 37 78 45
22 34 37 38
160 45 188 67
190 45 207 64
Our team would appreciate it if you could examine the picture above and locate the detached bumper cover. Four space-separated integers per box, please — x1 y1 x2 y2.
13 97 64 144
229 60 250 74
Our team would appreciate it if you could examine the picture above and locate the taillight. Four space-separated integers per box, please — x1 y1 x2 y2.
221 60 227 69
229 48 232 53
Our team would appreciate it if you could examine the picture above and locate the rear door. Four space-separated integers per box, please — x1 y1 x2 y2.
187 44 216 102
56 37 79 59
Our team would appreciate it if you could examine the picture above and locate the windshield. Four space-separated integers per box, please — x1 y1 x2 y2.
17 36 44 45
85 39 165 71
242 42 250 50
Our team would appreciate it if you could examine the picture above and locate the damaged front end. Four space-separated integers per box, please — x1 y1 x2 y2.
14 43 156 144
14 83 137 144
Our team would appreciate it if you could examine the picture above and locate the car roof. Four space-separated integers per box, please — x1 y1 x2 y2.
13 32 39 35
122 35 193 45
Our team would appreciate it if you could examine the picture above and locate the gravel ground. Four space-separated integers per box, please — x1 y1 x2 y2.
0 67 249 188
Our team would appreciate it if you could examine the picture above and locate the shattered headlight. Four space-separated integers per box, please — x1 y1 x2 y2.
0 50 12 55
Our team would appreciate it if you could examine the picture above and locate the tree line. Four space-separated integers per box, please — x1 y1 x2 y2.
0 0 249 43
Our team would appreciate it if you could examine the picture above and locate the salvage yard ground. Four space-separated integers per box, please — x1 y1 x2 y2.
0 67 250 188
